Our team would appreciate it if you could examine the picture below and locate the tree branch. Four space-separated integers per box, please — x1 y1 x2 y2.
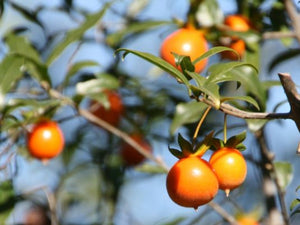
199 73 300 132
284 0 300 43
278 73 300 132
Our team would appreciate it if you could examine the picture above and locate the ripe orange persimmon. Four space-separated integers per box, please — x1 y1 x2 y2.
221 15 250 60
237 215 260 225
160 27 208 73
120 134 152 166
224 15 250 32
209 147 247 196
90 90 124 126
166 156 219 209
27 120 64 161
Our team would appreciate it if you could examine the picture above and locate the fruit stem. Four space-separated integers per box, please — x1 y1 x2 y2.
193 106 212 144
223 113 228 144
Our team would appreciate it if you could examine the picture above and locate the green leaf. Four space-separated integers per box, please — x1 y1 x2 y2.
76 73 119 97
46 2 112 65
4 34 51 84
172 53 195 77
290 198 300 212
225 130 247 148
135 163 167 174
206 61 258 84
5 33 41 64
0 180 16 223
274 161 293 191
246 119 268 132
106 20 169 47
221 95 260 110
193 46 238 66
0 55 24 96
115 48 191 91
64 60 100 86
178 133 193 153
170 101 208 134
168 146 183 159
195 0 223 27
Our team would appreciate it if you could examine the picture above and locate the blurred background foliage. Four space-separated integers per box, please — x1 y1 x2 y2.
0 0 299 224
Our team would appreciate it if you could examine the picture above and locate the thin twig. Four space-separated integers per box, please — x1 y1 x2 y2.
208 201 239 225
284 0 300 43
255 129 290 225
43 84 170 172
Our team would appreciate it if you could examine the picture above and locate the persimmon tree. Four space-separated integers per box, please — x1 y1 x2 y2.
0 0 299 225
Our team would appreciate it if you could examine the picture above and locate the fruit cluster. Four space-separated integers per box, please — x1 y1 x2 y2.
160 14 251 72
166 133 247 209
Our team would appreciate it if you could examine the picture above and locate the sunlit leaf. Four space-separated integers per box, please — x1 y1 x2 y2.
195 0 223 27
274 161 293 191
47 2 112 65
76 73 119 97
246 119 268 132
170 101 208 134
135 163 167 174
290 198 300 212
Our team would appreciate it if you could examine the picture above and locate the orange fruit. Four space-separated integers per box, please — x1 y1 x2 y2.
24 207 50 225
120 134 152 166
90 90 124 126
166 156 219 209
224 15 250 32
237 216 260 225
221 15 250 60
27 120 64 161
160 28 208 73
209 147 247 196
221 39 246 60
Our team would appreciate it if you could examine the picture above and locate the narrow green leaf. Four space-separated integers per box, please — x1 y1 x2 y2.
46 2 112 65
64 60 100 86
5 33 41 64
193 46 238 65
274 161 293 191
0 55 24 95
225 130 247 148
178 133 193 152
115 48 191 90
221 95 260 110
135 163 167 174
106 20 169 47
76 73 119 97
268 49 300 72
170 101 208 134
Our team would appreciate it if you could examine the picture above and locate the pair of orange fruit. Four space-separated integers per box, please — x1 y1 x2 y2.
160 14 251 70
166 147 247 209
